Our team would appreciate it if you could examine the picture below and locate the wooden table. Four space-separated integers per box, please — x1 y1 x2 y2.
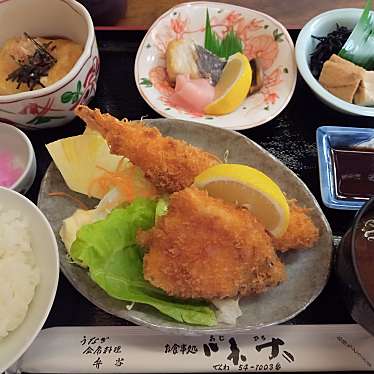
114 0 364 30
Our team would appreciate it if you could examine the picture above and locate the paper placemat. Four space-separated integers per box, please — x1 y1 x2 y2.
8 324 374 373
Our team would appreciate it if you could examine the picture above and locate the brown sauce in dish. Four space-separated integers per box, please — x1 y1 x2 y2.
332 148 374 199
354 214 374 307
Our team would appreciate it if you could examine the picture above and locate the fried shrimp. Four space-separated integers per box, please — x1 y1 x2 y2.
138 187 286 300
75 105 220 194
272 200 320 252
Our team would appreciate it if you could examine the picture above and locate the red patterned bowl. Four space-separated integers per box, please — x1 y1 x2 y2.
0 0 99 130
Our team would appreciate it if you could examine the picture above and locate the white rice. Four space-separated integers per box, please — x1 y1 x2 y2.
0 206 39 339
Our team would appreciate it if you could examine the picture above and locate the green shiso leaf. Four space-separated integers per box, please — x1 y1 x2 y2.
339 0 374 69
204 9 243 59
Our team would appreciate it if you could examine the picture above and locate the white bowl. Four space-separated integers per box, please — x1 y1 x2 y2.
0 188 59 373
0 0 99 129
295 8 374 116
0 123 36 194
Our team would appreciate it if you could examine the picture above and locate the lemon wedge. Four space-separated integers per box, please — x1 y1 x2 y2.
204 52 252 115
194 164 289 238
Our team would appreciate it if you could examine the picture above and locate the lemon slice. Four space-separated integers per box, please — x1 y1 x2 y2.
204 52 252 115
194 164 289 237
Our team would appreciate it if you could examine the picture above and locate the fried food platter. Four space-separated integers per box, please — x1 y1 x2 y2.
38 118 332 334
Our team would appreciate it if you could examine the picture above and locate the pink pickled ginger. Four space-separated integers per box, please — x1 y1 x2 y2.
0 151 23 188
168 75 215 114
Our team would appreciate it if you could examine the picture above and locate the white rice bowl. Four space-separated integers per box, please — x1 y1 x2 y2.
0 187 58 373
0 207 39 338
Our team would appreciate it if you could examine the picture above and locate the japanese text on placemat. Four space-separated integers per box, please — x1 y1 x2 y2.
164 334 295 371
80 335 125 370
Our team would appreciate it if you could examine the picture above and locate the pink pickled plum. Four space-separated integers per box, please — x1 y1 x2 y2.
169 75 215 113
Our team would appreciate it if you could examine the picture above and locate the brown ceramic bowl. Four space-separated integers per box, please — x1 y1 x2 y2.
336 197 374 335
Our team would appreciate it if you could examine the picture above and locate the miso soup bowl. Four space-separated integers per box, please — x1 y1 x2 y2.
336 198 374 336
0 0 99 130
296 8 374 117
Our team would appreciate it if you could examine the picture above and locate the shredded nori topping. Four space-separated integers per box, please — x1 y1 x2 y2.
6 33 57 91
310 25 351 78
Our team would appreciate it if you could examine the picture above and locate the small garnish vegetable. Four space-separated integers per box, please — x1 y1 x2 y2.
339 0 374 70
204 10 243 59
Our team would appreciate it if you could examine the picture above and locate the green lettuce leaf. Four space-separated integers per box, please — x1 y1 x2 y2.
339 0 374 69
70 198 216 326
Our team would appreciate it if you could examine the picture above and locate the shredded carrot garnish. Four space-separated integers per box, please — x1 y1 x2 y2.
48 192 89 210
88 162 157 203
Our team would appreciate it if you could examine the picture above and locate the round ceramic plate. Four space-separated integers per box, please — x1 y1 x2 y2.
38 118 332 335
134 1 297 131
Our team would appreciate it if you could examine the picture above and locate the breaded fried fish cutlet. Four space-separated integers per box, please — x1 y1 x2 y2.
75 105 220 194
271 200 319 252
138 187 286 300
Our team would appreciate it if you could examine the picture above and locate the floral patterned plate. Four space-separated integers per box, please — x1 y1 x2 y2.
135 1 297 131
